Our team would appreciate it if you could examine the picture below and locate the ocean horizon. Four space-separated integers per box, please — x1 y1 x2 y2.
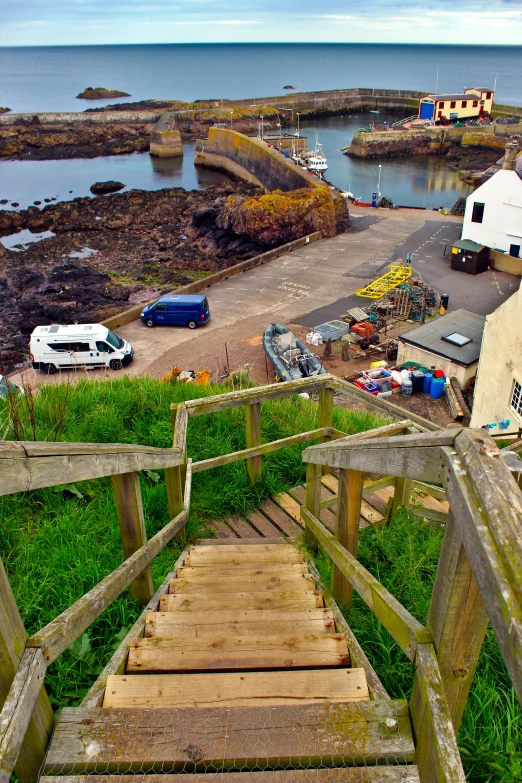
1 43 521 113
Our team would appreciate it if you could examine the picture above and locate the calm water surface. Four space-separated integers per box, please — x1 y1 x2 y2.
0 44 521 113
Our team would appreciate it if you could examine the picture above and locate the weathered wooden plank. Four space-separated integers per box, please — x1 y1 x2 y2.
305 462 323 550
44 701 414 773
176 563 308 578
410 643 467 783
246 509 284 538
168 573 316 594
39 768 421 783
0 558 54 783
310 429 459 452
271 493 303 527
172 404 188 453
165 407 189 547
209 521 238 538
303 441 446 484
144 614 335 640
197 536 285 546
363 475 396 494
0 441 182 457
332 469 363 610
391 477 413 515
112 471 154 606
151 607 334 626
245 401 262 483
81 550 189 709
412 480 447 501
0 448 184 498
0 648 48 783
184 548 303 567
126 632 350 671
160 590 324 613
191 543 297 553
301 508 428 661
410 507 448 526
103 668 369 708
444 444 522 706
182 375 333 417
306 559 390 702
191 429 326 474
224 516 260 538
324 420 414 445
26 508 188 664
258 499 302 536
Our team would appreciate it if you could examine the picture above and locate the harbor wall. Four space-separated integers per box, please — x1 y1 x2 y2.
194 128 322 192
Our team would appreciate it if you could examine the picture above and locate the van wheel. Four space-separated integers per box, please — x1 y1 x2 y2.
110 359 123 371
145 319 155 328
43 363 57 375
187 320 197 329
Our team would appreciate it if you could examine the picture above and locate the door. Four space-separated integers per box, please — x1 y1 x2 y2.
510 244 521 258
152 303 168 324
70 341 97 368
96 341 115 367
420 102 434 120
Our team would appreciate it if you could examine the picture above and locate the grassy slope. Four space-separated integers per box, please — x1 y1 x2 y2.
1 377 520 780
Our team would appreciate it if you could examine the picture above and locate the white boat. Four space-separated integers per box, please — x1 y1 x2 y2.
303 140 328 173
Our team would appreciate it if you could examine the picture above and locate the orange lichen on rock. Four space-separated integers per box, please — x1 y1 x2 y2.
217 187 338 246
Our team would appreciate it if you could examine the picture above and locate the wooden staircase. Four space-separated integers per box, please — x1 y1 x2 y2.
41 539 419 781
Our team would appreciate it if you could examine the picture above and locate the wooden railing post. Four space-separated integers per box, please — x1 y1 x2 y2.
245 402 262 483
112 472 154 606
0 558 54 783
410 511 489 783
391 476 413 515
304 462 322 550
331 468 363 609
165 404 188 546
318 387 334 474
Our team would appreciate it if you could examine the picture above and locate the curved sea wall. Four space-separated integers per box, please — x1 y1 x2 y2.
194 128 322 192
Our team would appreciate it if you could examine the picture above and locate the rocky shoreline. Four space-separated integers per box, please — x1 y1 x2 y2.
0 183 347 371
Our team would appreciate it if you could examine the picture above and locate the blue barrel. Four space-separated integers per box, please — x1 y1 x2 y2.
423 372 433 394
430 377 445 399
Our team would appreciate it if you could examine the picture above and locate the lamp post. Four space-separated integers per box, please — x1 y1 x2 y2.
277 122 281 147
377 164 382 198
230 111 233 130
260 115 264 140
296 112 300 137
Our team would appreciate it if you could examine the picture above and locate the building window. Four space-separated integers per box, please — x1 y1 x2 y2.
473 100 478 108
472 202 485 223
450 101 456 108
511 380 522 418
486 92 492 99
462 101 467 108
439 102 445 108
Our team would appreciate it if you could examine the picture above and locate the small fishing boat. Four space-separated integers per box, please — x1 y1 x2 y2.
370 109 380 115
263 323 326 382
301 138 328 173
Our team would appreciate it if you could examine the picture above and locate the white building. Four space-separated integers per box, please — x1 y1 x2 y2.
461 142 522 259
470 282 522 436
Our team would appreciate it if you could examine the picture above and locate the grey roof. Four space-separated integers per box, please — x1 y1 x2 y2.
399 309 486 366
424 93 476 102
466 87 493 93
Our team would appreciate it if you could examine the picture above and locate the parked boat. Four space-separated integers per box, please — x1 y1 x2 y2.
370 109 380 115
302 140 328 173
263 323 326 382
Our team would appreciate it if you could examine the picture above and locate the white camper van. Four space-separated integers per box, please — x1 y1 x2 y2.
30 324 134 374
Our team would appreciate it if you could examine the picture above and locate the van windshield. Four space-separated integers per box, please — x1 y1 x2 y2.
106 330 124 350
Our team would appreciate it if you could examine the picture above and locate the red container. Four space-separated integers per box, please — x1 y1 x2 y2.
434 369 445 378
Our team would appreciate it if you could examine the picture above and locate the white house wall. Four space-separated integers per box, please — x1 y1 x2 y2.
470 284 522 430
462 170 522 254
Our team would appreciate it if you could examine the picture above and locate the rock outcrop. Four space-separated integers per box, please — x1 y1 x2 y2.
77 87 131 100
90 181 126 195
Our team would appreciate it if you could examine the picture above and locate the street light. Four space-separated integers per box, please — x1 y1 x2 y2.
296 112 300 137
260 115 264 140
377 164 382 197
277 122 281 146
230 111 233 130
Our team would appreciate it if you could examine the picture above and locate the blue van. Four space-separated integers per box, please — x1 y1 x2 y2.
140 294 211 329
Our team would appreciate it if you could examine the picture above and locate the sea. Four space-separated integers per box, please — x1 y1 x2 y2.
1 44 521 214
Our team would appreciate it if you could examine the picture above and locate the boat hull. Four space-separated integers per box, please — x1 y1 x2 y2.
263 323 326 383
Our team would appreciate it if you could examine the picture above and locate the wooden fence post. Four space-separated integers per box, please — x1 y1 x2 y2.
318 387 334 474
391 476 412 515
331 468 363 609
112 472 154 606
304 462 322 551
410 512 489 782
165 404 188 546
245 402 262 483
0 558 54 783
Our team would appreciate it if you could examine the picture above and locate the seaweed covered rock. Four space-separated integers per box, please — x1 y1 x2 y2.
450 197 466 216
77 87 131 100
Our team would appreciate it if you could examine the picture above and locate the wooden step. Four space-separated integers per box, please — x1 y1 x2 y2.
103 668 369 708
159 590 323 613
197 537 287 546
225 516 262 538
184 549 305 567
44 701 415 774
41 768 421 782
168 573 315 594
126 631 349 671
259 498 303 536
176 563 308 578
144 614 335 639
147 607 334 627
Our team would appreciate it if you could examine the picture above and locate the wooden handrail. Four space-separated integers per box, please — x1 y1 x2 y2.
0 440 184 498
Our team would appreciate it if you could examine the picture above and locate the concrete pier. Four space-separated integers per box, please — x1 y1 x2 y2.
149 113 183 158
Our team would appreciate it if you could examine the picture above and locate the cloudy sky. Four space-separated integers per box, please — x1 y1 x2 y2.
2 0 522 47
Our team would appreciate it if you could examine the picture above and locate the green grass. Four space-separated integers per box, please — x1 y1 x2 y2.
311 511 522 782
0 376 386 709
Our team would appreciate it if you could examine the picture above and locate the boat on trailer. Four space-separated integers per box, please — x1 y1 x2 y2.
263 323 327 382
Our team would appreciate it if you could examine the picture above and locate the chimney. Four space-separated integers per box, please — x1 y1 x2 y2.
502 142 518 171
